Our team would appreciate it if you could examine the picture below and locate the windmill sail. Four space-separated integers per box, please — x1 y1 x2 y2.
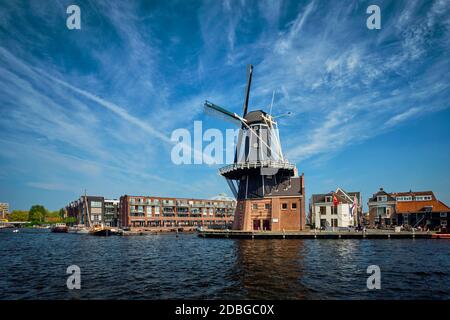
242 64 253 117
204 100 243 126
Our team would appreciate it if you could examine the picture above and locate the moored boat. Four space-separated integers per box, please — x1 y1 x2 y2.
89 225 111 236
68 224 90 234
51 223 68 233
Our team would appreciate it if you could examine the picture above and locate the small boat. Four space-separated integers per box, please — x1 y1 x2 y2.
51 223 68 233
89 225 111 236
12 229 19 233
68 224 90 234
432 233 450 239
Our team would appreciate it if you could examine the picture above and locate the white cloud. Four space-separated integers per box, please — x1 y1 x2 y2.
384 107 422 128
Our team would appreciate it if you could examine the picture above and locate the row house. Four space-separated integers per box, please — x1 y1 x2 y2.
119 195 236 229
310 188 362 229
367 188 450 230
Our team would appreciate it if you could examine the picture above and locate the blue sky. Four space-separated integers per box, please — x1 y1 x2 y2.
0 0 449 211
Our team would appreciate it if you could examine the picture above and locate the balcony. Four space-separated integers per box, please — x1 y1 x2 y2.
176 200 189 207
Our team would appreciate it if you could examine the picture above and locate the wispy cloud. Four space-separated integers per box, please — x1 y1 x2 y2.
1 0 450 209
384 107 421 128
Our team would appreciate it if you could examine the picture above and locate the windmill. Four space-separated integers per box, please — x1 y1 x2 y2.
204 65 306 231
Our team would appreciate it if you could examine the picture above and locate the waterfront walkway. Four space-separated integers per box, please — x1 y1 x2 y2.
197 229 439 239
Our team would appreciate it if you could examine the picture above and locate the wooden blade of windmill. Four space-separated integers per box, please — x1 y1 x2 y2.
242 64 253 117
204 100 244 126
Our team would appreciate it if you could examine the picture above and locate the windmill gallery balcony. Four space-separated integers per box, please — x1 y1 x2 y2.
219 160 296 180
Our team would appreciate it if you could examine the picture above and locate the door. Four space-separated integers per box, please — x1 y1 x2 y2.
263 219 271 231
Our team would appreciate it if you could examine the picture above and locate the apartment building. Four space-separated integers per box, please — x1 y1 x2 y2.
119 195 235 229
66 196 119 227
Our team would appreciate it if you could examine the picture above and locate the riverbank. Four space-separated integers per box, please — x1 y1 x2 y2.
120 226 198 236
197 229 447 239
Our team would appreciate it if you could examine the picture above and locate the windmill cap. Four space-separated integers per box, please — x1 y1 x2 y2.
244 110 268 125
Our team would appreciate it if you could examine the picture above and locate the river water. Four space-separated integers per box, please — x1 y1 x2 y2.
0 228 449 300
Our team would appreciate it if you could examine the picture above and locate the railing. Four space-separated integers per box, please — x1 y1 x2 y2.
219 160 295 174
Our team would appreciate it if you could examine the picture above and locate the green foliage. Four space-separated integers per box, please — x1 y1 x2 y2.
64 217 76 224
8 210 29 221
45 210 63 223
28 205 47 223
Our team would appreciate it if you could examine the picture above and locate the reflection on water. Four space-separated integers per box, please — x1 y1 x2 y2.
229 240 307 299
0 229 449 299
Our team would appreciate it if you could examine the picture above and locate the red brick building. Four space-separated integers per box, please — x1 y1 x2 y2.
232 173 306 231
119 195 235 229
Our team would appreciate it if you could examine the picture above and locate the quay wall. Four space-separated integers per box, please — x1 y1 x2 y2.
197 230 437 239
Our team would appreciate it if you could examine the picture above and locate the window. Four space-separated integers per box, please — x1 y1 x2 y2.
265 203 271 210
281 203 288 210
252 203 258 210
403 214 409 225
396 196 412 201
377 206 387 216
331 219 338 227
291 202 297 209
377 196 387 202
91 201 102 208
154 206 160 214
320 206 326 215
441 220 447 226
325 196 332 203
440 212 447 218
415 195 432 201
331 206 337 215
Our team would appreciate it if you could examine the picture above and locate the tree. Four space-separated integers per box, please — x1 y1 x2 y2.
65 217 76 224
45 210 63 223
28 205 47 223
8 210 29 222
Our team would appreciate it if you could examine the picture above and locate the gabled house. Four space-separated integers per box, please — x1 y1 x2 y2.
367 188 397 226
310 188 362 229
367 188 450 230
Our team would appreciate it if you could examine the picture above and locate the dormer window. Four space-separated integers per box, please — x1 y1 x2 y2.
415 195 432 201
396 196 412 201
325 196 332 203
377 195 387 202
